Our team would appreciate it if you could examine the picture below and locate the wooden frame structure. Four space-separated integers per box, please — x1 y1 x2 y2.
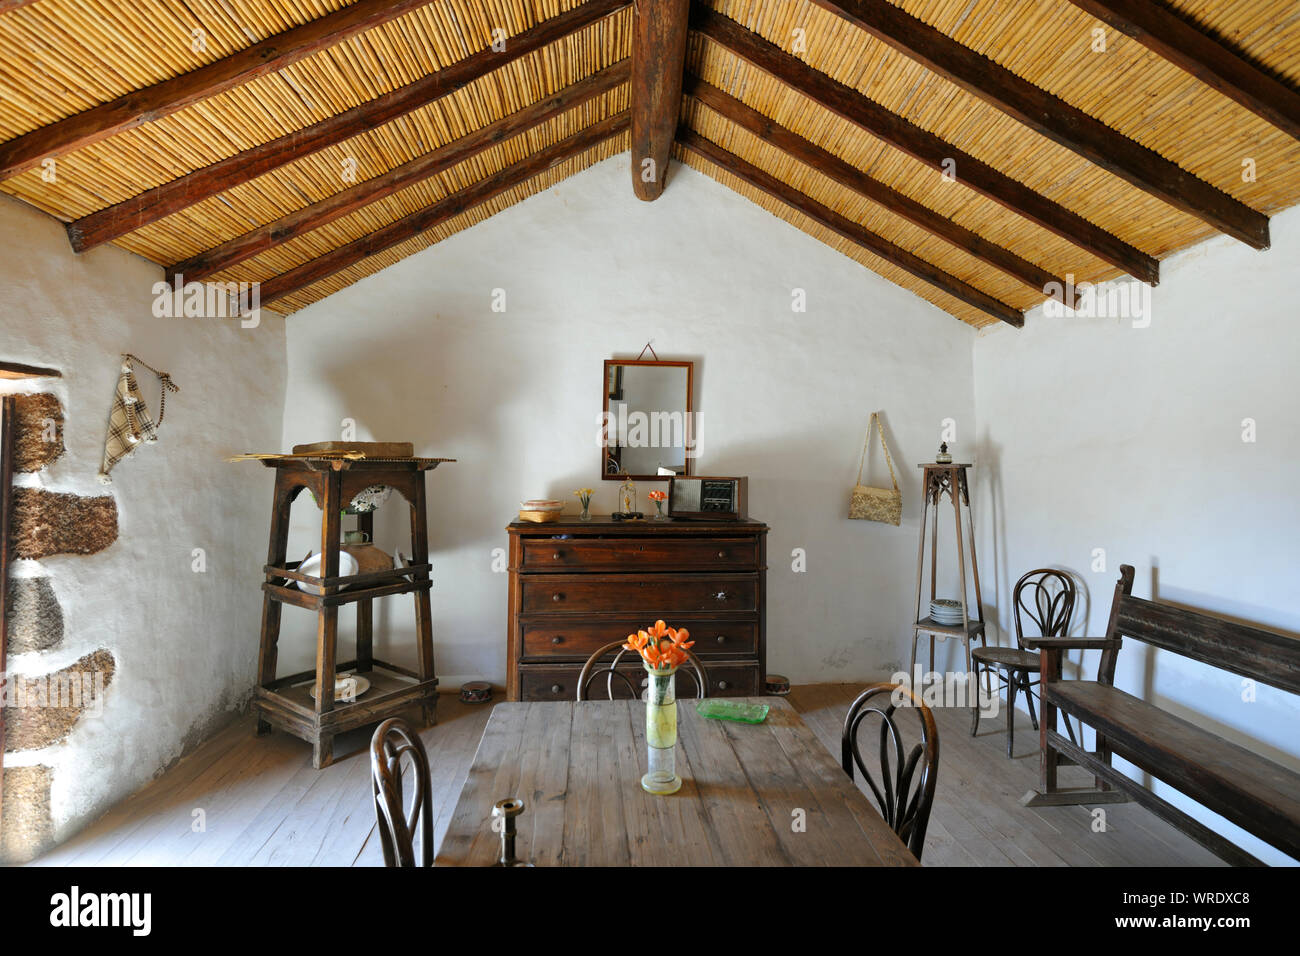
0 0 1297 326
254 456 448 768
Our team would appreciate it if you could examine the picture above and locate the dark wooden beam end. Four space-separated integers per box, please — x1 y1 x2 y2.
630 0 690 200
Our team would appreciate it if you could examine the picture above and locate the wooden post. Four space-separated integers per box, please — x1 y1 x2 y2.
256 472 294 734
1038 648 1061 794
630 0 689 200
356 510 374 674
313 468 343 768
409 471 437 726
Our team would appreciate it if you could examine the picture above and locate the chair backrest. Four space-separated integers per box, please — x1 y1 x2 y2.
841 683 939 862
1013 568 1076 649
370 718 433 867
576 640 708 701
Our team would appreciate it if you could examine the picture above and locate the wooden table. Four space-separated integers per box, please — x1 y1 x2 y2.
436 697 918 866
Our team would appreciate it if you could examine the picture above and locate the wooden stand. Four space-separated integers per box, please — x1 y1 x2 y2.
910 463 986 687
254 456 446 768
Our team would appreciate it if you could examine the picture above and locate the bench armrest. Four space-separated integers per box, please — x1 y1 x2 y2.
1021 636 1119 651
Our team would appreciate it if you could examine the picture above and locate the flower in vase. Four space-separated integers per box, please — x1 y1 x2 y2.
623 620 694 671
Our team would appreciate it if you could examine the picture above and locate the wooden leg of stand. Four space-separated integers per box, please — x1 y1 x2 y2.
410 473 437 727
1039 650 1061 793
256 472 295 738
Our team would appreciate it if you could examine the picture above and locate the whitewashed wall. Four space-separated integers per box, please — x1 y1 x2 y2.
0 195 286 847
279 156 978 688
971 205 1300 865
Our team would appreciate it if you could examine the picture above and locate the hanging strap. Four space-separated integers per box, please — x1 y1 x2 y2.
855 412 900 492
121 353 179 427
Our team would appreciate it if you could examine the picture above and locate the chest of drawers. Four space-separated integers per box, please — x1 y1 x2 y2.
506 516 768 701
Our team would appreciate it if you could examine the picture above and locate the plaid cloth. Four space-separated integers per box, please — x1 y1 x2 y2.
97 354 178 484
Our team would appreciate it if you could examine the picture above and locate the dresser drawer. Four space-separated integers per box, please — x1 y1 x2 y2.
697 662 761 697
518 662 761 701
521 618 759 661
520 575 758 614
520 535 759 572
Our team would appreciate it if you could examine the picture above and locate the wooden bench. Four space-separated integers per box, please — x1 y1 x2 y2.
1023 564 1300 866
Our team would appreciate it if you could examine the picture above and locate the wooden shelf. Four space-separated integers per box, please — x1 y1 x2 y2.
0 360 61 380
914 617 986 637
262 560 432 609
254 663 437 737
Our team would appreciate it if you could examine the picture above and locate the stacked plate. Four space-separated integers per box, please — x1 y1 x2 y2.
929 598 966 625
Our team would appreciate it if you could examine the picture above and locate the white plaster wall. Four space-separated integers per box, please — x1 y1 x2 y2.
279 156 977 688
971 205 1300 866
0 195 286 844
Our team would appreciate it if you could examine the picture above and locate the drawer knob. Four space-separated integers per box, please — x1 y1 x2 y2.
718 680 730 690
552 593 562 602
552 551 561 560
714 591 728 601
716 550 726 559
550 684 562 695
552 636 563 644
716 634 726 644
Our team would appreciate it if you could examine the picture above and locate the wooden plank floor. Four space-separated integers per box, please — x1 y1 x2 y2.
31 684 1224 867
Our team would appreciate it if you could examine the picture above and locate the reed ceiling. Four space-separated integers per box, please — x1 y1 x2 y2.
0 0 1297 326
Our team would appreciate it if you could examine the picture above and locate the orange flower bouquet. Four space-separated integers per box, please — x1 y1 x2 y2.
623 619 694 673
647 489 668 520
626 620 693 795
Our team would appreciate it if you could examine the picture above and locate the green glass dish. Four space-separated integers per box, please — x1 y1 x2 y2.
696 699 770 724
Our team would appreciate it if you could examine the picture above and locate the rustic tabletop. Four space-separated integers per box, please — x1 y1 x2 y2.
436 697 918 866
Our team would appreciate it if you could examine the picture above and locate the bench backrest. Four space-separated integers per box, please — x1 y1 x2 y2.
1108 564 1300 696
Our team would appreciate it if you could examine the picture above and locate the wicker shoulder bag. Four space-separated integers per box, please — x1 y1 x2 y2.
848 412 901 525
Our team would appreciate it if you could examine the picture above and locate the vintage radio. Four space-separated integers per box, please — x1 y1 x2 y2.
667 476 748 520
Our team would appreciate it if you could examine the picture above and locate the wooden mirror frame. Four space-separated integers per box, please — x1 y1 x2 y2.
601 359 694 481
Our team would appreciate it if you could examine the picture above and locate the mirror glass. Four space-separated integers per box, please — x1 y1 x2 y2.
602 359 693 480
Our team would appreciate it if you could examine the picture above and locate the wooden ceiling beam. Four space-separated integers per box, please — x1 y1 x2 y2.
692 6 1160 285
168 60 630 285
677 127 1024 328
684 74 1078 307
255 111 629 306
814 0 1269 249
0 0 447 181
66 0 629 254
1068 0 1300 143
630 0 690 200
0 1 40 14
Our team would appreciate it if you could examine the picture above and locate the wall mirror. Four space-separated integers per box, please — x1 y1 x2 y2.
602 359 693 480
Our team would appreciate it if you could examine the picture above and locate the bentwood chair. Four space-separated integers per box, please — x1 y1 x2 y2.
841 683 939 862
576 640 708 701
370 718 433 867
970 568 1078 757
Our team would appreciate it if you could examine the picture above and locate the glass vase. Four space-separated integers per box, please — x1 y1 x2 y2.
653 500 667 520
579 501 591 521
642 665 682 795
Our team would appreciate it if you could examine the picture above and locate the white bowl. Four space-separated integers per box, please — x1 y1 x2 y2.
297 550 359 594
